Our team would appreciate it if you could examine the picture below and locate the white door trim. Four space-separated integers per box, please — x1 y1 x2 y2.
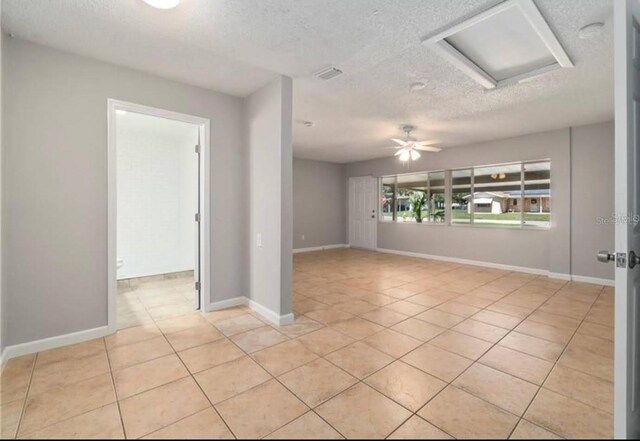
107 99 212 334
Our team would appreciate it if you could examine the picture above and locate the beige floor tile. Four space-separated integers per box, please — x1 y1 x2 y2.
576 321 614 342
164 324 224 351
510 419 562 439
415 309 466 328
567 333 614 358
113 354 189 399
0 354 35 404
360 308 409 327
525 388 613 439
194 356 272 404
274 316 324 338
543 365 613 413
365 361 446 411
498 331 565 362
295 328 354 356
401 344 473 382
514 319 575 344
119 377 210 439
178 338 245 373
471 309 522 329
29 350 110 395
486 302 533 319
230 326 289 353
252 340 318 376
388 415 452 439
264 411 343 439
20 403 123 439
557 347 613 382
479 346 553 385
142 408 233 439
304 308 355 325
330 317 384 340
334 299 378 315
213 314 266 336
429 330 492 360
316 383 411 439
453 363 538 415
215 379 308 439
452 319 509 343
435 301 481 317
0 399 24 439
385 300 428 316
36 339 105 367
418 386 518 439
203 306 250 324
279 358 357 407
391 318 446 341
363 329 422 358
527 310 582 330
19 373 116 436
325 342 393 379
107 336 174 371
105 324 162 349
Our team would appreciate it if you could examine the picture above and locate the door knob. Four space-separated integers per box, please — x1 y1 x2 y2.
630 251 640 269
596 250 615 263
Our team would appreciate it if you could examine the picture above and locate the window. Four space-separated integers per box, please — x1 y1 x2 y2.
380 171 446 223
381 176 396 221
451 169 472 224
379 160 550 229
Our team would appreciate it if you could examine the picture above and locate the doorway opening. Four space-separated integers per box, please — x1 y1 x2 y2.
107 100 210 332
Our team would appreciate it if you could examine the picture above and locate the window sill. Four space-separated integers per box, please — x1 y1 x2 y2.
379 220 550 231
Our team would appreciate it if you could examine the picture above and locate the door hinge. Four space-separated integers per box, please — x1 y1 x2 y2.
195 212 200 223
195 144 200 154
195 281 201 291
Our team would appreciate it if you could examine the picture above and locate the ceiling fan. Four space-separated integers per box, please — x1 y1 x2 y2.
390 125 441 161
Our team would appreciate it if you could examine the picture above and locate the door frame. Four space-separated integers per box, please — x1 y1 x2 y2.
107 99 211 334
348 175 378 250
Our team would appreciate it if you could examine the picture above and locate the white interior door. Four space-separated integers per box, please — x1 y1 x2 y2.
349 176 377 250
614 1 640 437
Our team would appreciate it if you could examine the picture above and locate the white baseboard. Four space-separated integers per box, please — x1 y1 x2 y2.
209 296 247 311
376 247 548 276
209 296 295 326
293 244 349 254
377 248 615 286
2 326 110 362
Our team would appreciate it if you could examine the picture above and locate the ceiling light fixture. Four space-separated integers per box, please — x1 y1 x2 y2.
578 22 604 40
142 0 180 10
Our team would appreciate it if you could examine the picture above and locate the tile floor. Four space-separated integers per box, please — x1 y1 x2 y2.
1 249 614 439
117 275 197 329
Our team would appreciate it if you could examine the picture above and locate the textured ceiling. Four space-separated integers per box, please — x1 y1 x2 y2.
2 0 614 163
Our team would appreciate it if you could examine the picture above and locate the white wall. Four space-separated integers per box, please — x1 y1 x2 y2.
345 122 615 282
2 39 247 346
0 1 4 360
245 76 293 318
116 112 198 279
293 158 346 249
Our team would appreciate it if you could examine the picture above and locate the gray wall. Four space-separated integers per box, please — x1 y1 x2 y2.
571 122 615 280
2 39 248 346
245 76 293 317
346 123 615 280
293 158 346 249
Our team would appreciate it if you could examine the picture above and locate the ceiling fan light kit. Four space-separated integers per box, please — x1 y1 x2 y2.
390 125 441 161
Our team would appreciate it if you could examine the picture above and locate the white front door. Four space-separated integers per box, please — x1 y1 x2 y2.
349 176 377 250
614 1 640 437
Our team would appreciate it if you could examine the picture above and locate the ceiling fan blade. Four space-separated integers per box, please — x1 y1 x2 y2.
415 140 439 146
414 145 442 152
391 138 408 146
394 149 406 156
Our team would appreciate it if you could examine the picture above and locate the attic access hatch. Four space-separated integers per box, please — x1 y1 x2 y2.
424 0 573 89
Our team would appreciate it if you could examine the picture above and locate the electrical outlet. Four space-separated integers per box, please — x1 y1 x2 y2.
257 233 262 247
301 235 305 241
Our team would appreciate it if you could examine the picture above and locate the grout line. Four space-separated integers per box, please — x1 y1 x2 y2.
12 351 38 439
102 338 128 439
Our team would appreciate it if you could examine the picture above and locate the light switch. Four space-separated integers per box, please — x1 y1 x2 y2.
257 233 262 247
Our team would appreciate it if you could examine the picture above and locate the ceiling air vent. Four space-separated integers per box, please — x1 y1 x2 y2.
313 66 343 80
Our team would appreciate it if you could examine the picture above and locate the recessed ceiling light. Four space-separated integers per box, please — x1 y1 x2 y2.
410 82 426 91
578 22 604 40
142 0 180 10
